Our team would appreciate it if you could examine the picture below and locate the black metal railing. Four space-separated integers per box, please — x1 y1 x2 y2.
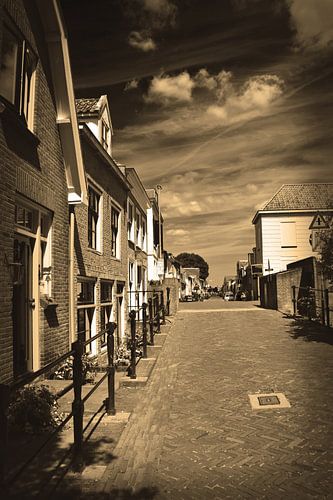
127 294 166 379
127 288 171 321
0 322 117 487
291 285 333 326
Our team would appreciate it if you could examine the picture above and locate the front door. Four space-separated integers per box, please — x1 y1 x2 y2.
12 236 34 376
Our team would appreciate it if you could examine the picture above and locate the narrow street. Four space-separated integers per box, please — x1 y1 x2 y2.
94 298 333 499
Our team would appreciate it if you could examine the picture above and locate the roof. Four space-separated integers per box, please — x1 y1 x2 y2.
262 184 333 211
75 98 100 115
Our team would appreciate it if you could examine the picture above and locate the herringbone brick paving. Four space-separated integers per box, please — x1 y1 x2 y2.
70 299 333 498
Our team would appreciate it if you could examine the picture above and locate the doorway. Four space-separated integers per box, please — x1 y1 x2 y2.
12 236 34 376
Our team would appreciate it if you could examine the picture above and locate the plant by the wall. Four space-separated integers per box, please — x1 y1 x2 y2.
8 384 63 434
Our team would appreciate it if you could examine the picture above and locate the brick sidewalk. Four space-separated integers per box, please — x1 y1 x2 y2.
81 298 332 499
13 300 333 499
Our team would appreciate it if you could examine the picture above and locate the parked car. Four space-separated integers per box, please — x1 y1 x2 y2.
184 295 193 302
224 292 234 301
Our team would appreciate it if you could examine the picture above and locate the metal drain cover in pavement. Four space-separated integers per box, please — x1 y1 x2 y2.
248 392 291 410
258 395 280 406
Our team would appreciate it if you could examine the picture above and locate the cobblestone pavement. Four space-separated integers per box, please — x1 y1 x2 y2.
96 299 333 499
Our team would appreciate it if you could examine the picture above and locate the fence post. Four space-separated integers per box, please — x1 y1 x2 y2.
129 310 137 379
148 298 154 345
105 322 116 415
142 303 148 358
0 384 10 486
325 289 330 327
321 290 326 326
292 285 296 317
136 292 140 321
166 287 171 316
72 332 85 458
155 293 161 333
160 290 166 325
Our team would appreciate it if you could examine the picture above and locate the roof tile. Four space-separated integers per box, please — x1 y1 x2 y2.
262 184 333 211
75 98 99 114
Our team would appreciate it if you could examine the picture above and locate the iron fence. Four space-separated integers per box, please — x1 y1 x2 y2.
291 285 333 326
0 322 117 488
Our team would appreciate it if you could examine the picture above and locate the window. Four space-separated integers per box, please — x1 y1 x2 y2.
100 280 113 346
128 202 134 240
77 277 96 353
280 222 297 248
111 206 120 257
0 22 37 129
15 204 35 231
88 186 101 250
101 120 109 151
136 212 140 245
101 280 113 303
142 218 146 251
39 213 52 297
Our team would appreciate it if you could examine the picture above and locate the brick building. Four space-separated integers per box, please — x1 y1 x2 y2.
0 0 86 383
75 96 131 353
124 167 149 318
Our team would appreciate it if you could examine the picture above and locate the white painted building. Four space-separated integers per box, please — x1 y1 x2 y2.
146 188 164 283
252 184 333 276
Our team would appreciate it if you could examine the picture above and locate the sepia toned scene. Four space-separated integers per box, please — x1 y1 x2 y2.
0 0 332 498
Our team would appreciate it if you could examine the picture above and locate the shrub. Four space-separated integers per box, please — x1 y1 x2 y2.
297 290 317 320
8 384 63 434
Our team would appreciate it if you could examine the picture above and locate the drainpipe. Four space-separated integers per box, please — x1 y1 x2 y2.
69 206 75 344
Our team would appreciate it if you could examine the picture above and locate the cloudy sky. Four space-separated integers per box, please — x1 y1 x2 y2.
61 0 333 284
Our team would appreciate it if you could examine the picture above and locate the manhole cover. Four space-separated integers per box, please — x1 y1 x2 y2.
248 392 291 410
258 395 280 406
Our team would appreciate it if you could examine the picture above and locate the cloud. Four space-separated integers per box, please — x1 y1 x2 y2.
124 79 139 91
288 0 333 50
143 0 177 28
166 228 189 237
144 72 195 104
128 31 156 51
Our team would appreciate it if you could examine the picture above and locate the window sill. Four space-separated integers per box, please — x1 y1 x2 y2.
110 256 121 262
0 97 40 147
88 248 103 256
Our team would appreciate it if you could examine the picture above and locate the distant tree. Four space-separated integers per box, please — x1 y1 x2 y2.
176 252 209 280
318 228 333 281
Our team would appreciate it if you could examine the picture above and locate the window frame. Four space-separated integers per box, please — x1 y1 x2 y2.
128 201 134 241
88 185 102 251
111 205 120 258
0 17 37 130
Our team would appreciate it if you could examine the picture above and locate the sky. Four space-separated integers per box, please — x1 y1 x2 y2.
60 0 333 285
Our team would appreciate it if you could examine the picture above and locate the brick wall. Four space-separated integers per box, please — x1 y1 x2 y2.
277 268 302 314
73 134 129 350
0 0 70 382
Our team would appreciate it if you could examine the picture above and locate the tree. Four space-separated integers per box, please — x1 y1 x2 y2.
318 228 333 281
176 252 209 280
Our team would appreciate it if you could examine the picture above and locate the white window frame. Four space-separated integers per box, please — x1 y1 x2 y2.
88 183 103 252
111 203 121 259
128 201 134 242
0 18 37 131
77 277 97 355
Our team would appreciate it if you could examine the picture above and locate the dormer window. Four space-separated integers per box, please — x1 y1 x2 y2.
101 119 109 151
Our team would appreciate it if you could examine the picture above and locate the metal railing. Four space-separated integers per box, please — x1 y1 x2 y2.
291 285 333 326
127 288 171 320
0 322 117 487
127 295 166 380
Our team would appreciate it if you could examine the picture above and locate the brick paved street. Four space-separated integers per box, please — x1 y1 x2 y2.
77 299 333 498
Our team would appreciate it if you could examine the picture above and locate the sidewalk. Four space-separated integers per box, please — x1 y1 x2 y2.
5 317 175 499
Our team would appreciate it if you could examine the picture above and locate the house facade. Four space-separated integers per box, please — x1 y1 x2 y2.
0 0 86 383
146 188 164 285
124 167 149 318
74 97 130 354
252 184 333 277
